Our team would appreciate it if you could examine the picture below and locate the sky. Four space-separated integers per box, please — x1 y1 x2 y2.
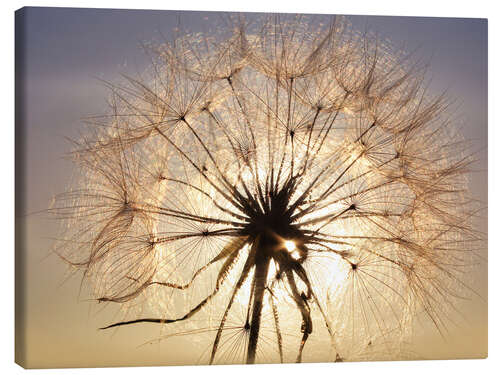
15 7 487 368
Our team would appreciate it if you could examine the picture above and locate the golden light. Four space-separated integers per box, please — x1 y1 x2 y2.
284 240 296 252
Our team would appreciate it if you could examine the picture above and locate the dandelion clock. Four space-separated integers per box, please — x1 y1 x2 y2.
15 7 487 368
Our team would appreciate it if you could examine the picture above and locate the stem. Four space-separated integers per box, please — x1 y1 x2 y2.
246 254 271 364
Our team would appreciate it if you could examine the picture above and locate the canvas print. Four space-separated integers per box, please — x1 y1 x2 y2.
15 7 487 369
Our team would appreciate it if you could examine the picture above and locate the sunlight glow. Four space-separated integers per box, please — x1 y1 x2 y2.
284 240 296 252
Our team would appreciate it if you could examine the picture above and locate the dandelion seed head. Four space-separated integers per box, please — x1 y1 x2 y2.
52 13 482 365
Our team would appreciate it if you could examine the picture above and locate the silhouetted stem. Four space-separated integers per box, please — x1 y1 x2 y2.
246 254 271 364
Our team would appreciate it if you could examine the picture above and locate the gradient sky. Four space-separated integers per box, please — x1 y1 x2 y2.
16 7 487 368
